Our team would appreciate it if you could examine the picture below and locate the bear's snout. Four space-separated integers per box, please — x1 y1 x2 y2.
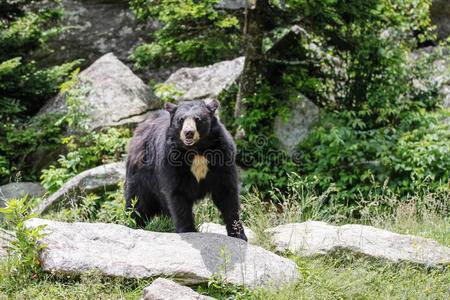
180 117 200 146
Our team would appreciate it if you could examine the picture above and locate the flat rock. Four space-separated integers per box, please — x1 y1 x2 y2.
199 223 256 244
163 57 244 103
25 218 299 288
0 182 46 222
267 221 450 266
142 278 215 300
39 53 160 129
34 162 125 215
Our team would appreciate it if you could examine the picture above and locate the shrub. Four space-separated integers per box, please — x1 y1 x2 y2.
0 1 78 183
40 128 131 192
0 197 46 289
129 0 241 67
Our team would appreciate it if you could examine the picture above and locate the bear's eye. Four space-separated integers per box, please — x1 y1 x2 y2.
178 118 184 126
194 117 200 122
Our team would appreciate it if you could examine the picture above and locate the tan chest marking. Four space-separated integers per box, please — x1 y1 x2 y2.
191 155 208 182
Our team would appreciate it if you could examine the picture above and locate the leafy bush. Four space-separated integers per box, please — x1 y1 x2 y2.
296 48 450 203
218 0 449 204
130 0 242 67
0 1 78 183
0 197 46 289
40 128 131 192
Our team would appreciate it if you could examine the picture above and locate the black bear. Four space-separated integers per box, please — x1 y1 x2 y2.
125 100 247 241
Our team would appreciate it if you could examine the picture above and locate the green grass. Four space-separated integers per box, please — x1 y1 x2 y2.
252 255 450 300
1 184 449 299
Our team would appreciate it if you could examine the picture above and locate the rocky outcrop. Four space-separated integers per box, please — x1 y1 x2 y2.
35 0 156 67
25 218 299 288
39 53 160 129
142 278 215 300
274 95 319 152
0 182 46 222
267 221 450 267
163 57 244 103
431 0 450 40
199 222 256 244
34 162 125 215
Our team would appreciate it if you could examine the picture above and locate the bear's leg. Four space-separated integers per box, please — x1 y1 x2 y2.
125 177 162 228
211 183 247 242
167 193 196 233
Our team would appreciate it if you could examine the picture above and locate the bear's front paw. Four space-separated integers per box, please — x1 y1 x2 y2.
228 231 248 242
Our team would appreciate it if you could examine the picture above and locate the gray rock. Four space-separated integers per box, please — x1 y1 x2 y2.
199 223 257 244
25 218 299 288
39 53 160 129
431 0 450 40
216 0 248 10
0 182 46 221
34 0 157 68
142 278 215 300
33 162 125 215
0 229 15 259
411 46 450 111
163 57 244 103
274 95 319 152
0 182 45 202
267 221 450 266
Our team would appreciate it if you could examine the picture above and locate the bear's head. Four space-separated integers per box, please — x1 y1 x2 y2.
164 100 219 148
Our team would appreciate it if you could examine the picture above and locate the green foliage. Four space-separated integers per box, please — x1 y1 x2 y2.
0 112 65 183
0 1 78 183
194 275 254 299
220 0 447 204
130 0 241 67
0 197 46 289
297 93 449 204
232 84 296 193
45 183 137 228
0 1 70 114
40 127 131 192
144 215 175 232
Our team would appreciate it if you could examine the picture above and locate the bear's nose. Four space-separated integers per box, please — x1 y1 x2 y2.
184 130 195 139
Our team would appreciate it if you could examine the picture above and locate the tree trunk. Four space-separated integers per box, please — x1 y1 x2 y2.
234 0 269 120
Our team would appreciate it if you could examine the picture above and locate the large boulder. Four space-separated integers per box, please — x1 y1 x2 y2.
142 278 215 300
274 95 319 152
267 221 450 267
34 0 156 68
431 0 450 40
0 182 46 222
39 53 160 129
25 218 299 288
33 162 125 215
163 57 245 103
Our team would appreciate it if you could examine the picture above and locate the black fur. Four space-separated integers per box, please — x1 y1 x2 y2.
125 100 247 241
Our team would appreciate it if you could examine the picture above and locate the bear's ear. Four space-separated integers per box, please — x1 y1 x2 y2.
164 102 178 114
206 99 219 113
